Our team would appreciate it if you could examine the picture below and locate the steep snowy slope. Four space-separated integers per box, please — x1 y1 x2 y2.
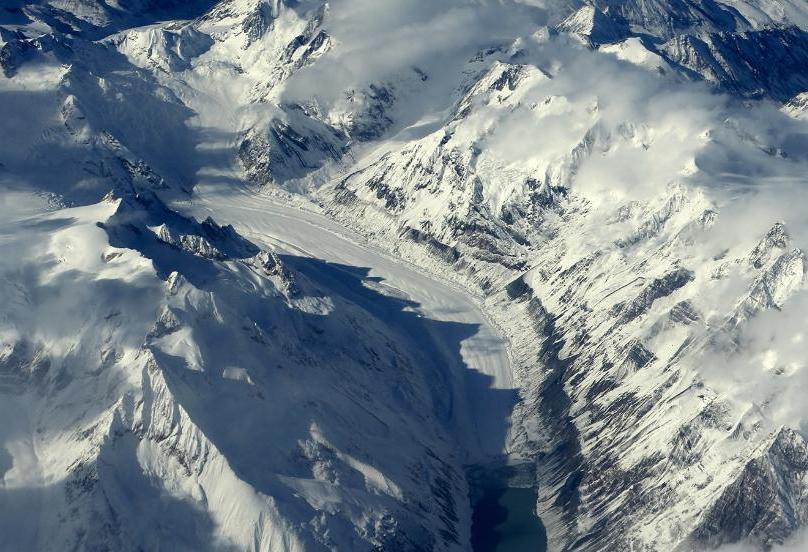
3 0 808 551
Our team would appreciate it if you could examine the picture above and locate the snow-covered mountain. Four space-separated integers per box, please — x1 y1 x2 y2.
3 0 808 550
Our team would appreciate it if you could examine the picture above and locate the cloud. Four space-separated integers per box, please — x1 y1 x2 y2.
280 0 549 115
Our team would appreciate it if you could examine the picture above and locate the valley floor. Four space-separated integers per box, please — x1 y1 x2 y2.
181 181 518 463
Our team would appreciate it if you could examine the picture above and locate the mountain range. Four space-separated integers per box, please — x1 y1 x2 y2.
2 0 808 550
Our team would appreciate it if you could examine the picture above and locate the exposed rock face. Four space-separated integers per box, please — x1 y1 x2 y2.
613 268 696 323
662 27 808 100
596 0 746 37
689 428 808 550
552 0 808 101
239 113 348 186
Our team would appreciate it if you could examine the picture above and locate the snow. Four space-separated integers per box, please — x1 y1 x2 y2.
4 0 808 549
600 37 666 71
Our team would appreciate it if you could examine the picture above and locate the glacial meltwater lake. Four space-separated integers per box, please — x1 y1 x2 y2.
471 483 547 552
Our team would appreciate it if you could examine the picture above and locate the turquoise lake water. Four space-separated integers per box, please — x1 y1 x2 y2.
471 485 547 552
